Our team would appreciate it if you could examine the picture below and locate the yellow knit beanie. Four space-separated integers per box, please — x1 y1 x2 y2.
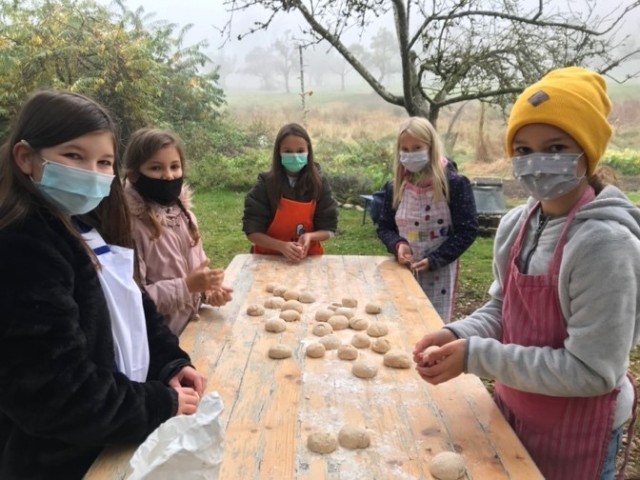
505 67 612 176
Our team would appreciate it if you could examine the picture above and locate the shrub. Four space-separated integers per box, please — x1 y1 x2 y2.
601 149 640 176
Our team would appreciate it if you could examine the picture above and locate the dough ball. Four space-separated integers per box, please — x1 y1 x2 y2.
383 349 412 368
334 307 355 319
246 304 265 316
280 310 301 322
281 299 304 313
307 431 337 454
328 314 349 330
341 297 358 308
283 289 300 301
367 322 389 337
371 337 391 354
272 285 287 297
351 332 371 348
429 451 466 480
422 345 443 366
265 318 287 333
299 291 316 304
268 344 292 359
338 425 370 449
337 344 358 361
365 303 382 314
327 302 341 311
315 309 334 322
264 296 286 309
306 342 326 358
312 322 333 337
319 334 341 350
349 317 369 331
266 283 277 293
352 361 378 379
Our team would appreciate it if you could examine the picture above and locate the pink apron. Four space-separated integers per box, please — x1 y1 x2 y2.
495 186 618 480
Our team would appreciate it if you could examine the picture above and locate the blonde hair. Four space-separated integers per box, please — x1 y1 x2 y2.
392 117 449 209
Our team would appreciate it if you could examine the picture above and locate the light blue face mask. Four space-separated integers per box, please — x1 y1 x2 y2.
35 160 115 215
281 152 308 173
399 150 431 173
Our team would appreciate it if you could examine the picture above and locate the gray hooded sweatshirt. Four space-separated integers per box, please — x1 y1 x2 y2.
448 185 640 428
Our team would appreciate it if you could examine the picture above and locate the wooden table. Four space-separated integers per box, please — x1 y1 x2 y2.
85 254 542 479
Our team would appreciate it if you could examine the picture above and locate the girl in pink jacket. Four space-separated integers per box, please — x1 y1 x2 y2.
123 128 232 335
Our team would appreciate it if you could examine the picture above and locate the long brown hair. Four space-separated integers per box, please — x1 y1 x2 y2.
122 127 200 246
265 123 322 207
0 90 133 250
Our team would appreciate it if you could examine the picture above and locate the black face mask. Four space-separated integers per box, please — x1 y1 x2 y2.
133 173 183 205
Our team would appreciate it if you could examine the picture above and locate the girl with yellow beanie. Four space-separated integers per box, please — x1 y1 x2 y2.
413 67 640 480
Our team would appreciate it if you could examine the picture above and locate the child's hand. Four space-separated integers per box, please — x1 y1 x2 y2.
413 329 457 364
397 243 413 266
168 366 207 396
297 233 312 257
280 241 304 263
415 339 467 385
185 260 224 293
205 286 233 306
173 386 200 415
410 258 429 272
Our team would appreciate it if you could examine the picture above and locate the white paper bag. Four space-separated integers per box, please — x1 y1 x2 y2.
128 392 224 480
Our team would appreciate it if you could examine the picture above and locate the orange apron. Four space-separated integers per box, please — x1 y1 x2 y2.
252 197 324 256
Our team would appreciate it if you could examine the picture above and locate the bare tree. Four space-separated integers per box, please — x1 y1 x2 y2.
222 0 640 128
272 31 298 93
242 46 278 90
369 27 401 84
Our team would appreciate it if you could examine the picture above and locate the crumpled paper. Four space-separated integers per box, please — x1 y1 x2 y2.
128 392 224 480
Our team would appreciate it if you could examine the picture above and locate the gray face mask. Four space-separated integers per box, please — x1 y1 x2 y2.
512 153 584 201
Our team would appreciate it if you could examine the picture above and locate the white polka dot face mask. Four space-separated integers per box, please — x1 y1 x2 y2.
512 153 584 201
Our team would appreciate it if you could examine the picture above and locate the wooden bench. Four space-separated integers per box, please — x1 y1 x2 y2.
84 254 542 479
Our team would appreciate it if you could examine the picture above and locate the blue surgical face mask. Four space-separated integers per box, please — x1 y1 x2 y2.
281 153 308 173
512 152 584 201
399 150 431 173
35 160 115 215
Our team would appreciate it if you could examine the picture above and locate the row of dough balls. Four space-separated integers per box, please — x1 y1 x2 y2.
307 424 370 454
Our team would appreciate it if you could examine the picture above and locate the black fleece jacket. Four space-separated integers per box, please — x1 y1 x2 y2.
0 211 191 479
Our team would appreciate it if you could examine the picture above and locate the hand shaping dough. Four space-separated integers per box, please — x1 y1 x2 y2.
351 332 371 348
337 344 358 361
264 296 286 309
328 314 349 330
367 322 389 337
315 309 334 322
283 289 300 301
312 323 333 337
307 431 337 454
246 304 265 316
265 318 287 333
429 451 466 480
352 361 378 379
422 345 442 366
306 342 326 358
341 297 358 308
383 349 412 368
365 303 382 314
298 291 316 304
349 317 369 331
319 334 341 350
280 310 301 322
338 425 370 449
268 344 292 359
281 299 304 313
371 337 391 354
